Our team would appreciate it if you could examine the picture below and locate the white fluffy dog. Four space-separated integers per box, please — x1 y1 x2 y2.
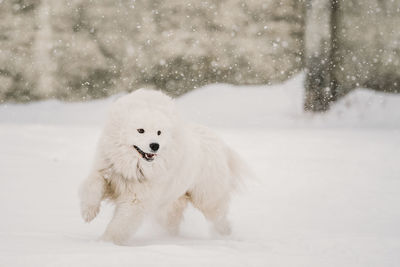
79 89 246 245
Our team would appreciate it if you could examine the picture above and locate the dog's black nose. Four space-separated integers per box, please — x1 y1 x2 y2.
149 143 159 152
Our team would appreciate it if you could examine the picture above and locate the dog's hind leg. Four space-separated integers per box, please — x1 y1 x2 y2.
190 194 232 236
158 194 189 235
101 201 145 245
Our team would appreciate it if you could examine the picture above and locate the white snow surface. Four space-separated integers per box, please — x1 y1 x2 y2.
1 74 399 266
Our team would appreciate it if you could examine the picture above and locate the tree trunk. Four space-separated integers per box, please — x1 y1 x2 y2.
34 0 55 98
304 0 338 112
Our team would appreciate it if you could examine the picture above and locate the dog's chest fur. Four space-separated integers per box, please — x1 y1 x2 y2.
99 164 174 207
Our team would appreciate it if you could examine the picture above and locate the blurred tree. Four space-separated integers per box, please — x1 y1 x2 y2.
304 0 400 111
0 0 305 102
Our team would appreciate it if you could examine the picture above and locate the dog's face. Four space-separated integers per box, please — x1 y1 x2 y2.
102 90 180 180
124 111 174 163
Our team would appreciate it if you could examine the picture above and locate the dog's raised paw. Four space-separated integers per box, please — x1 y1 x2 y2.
81 204 100 223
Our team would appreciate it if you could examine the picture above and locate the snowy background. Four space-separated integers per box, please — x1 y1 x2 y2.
0 0 304 101
1 0 400 266
1 74 400 266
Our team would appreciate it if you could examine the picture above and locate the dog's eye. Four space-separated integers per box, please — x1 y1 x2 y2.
137 129 145 134
157 130 161 136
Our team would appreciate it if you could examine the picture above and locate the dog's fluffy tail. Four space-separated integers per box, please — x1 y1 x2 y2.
227 147 253 191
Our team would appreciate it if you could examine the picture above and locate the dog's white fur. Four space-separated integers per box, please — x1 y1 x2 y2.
79 89 246 245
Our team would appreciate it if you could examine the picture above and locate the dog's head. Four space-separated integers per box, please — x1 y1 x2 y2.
101 89 181 181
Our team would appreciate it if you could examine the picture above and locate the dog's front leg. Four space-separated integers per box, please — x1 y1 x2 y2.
79 170 106 223
101 201 144 245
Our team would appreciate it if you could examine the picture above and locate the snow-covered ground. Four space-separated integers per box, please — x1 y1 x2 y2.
1 75 399 266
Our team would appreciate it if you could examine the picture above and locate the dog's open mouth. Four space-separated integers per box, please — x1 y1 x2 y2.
133 145 156 162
